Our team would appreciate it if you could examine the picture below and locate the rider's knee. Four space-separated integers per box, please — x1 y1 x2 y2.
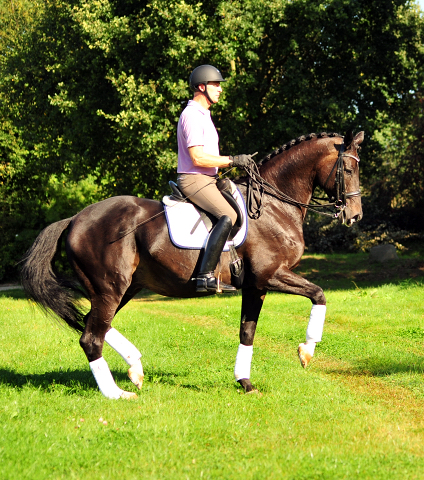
223 209 237 226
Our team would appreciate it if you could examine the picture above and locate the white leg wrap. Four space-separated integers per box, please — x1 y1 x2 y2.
306 304 326 343
105 328 141 366
129 358 144 376
234 344 253 381
89 357 123 399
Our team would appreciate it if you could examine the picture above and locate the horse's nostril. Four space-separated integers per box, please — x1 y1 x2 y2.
353 213 362 223
349 213 362 225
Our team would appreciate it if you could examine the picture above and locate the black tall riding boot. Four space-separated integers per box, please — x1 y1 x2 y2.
196 215 237 293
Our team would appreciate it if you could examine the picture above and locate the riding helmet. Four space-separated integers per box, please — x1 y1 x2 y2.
189 65 226 91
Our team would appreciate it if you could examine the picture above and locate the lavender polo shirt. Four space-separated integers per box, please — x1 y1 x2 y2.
177 100 219 176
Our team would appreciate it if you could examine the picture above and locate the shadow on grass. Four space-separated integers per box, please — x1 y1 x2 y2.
145 369 188 384
0 289 26 300
294 254 424 291
0 367 211 394
0 368 143 395
0 367 97 394
144 369 226 391
325 357 424 377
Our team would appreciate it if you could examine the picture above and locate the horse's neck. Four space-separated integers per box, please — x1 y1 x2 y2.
259 147 321 205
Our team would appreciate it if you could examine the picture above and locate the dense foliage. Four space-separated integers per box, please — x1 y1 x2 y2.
1 0 424 279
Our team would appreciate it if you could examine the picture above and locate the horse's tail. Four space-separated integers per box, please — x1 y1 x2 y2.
20 218 86 333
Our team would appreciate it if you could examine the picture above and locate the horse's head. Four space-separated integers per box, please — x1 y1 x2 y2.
318 130 364 226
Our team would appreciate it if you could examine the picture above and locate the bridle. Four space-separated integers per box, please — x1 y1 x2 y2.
317 142 361 217
244 142 361 220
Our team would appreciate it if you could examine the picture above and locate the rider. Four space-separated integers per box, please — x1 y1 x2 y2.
177 64 250 293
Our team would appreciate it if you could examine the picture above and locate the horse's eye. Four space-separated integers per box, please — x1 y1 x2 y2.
345 169 353 175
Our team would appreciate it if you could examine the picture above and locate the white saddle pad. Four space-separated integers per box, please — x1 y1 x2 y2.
162 187 248 250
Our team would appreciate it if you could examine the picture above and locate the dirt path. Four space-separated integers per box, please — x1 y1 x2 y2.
0 284 22 291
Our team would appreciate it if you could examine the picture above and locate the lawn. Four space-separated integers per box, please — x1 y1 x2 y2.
0 252 423 479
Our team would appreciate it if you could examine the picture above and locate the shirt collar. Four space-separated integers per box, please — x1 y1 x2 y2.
187 99 210 116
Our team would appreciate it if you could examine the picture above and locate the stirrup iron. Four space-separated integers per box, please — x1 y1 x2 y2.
195 272 235 293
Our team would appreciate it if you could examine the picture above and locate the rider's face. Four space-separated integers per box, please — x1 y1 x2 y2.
204 81 222 103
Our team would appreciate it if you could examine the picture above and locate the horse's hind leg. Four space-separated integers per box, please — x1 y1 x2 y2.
105 327 144 389
235 287 267 393
103 291 145 389
80 297 137 400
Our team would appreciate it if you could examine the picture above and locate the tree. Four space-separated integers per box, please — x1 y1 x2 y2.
4 0 424 196
1 0 424 278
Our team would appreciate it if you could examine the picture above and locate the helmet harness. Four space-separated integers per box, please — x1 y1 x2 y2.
189 64 226 105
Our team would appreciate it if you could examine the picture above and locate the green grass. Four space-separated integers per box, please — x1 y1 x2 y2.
1 252 424 479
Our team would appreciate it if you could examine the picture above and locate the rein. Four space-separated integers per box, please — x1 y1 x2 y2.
112 143 360 243
245 142 361 220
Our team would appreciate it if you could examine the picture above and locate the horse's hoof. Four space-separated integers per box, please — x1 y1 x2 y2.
120 391 138 400
237 378 257 393
246 388 260 395
298 343 313 368
128 363 144 390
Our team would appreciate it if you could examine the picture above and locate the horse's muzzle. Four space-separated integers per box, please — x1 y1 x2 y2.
340 208 363 226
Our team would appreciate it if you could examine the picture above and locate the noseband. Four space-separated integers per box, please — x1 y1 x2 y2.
243 141 361 220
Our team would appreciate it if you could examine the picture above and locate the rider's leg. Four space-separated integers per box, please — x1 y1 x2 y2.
177 174 238 225
196 215 236 292
177 174 237 293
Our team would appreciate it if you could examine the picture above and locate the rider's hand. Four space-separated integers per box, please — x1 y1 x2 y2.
229 154 252 168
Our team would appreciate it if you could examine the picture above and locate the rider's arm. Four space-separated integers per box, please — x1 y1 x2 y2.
188 145 232 168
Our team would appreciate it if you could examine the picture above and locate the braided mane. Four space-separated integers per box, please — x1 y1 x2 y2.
259 132 343 165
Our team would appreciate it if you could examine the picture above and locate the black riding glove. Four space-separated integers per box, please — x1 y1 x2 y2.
230 154 252 168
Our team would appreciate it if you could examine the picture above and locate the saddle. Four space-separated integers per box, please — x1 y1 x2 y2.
167 178 244 240
162 179 247 288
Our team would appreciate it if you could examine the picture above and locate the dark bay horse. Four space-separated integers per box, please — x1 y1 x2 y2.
21 131 364 398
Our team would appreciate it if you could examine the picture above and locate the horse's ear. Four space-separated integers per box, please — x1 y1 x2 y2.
343 129 354 146
353 131 364 146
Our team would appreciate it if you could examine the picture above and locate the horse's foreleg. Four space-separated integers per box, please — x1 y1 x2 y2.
298 304 327 368
267 268 326 368
235 287 266 393
105 328 144 389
